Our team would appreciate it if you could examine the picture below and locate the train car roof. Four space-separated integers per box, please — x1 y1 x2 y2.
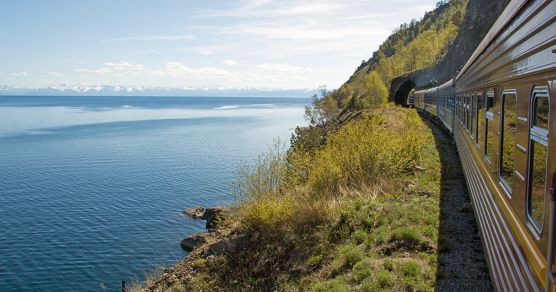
437 80 453 90
413 89 426 96
455 0 527 81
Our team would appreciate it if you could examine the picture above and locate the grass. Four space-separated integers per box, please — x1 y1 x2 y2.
153 106 443 291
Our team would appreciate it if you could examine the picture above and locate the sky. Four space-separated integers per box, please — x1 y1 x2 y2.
0 0 437 90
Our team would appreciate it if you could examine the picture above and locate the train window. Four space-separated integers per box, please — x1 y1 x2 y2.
465 96 469 130
470 95 475 138
500 91 517 194
476 94 483 147
456 97 459 121
527 88 550 232
485 93 495 164
456 97 460 121
459 97 462 122
534 94 549 128
459 96 462 123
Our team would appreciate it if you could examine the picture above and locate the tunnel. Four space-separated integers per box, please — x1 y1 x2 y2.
393 79 416 106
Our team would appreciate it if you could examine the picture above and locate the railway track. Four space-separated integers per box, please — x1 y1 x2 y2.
424 117 492 291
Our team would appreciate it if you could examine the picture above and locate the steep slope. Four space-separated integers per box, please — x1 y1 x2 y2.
320 0 468 114
389 0 510 105
317 0 511 116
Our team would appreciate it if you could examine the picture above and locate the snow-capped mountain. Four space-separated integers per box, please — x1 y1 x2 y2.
0 85 319 98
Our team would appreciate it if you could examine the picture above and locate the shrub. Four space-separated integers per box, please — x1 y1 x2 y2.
352 260 374 282
339 244 364 268
309 277 350 292
352 230 368 245
390 227 422 246
241 196 294 232
300 109 426 197
377 269 395 288
367 227 388 246
383 259 394 271
400 261 421 278
234 139 288 203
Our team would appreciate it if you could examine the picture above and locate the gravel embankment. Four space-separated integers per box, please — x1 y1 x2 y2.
426 118 493 291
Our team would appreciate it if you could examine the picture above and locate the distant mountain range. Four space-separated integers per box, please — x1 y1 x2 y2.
0 85 319 98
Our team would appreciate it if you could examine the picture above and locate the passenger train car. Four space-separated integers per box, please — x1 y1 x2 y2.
413 0 556 290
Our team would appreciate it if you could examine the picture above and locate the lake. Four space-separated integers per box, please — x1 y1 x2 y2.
0 96 308 291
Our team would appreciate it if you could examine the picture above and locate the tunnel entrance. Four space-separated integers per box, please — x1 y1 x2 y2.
394 80 416 106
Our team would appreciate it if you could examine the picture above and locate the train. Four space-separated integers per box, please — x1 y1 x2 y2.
410 0 556 290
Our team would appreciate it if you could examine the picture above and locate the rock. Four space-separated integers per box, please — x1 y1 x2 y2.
180 233 208 252
208 234 246 256
183 206 226 230
183 207 205 219
202 207 220 220
203 207 224 230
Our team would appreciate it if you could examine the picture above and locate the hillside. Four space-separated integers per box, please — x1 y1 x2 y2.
313 0 467 117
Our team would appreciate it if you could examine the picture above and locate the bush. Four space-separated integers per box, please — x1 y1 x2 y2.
383 259 394 271
352 230 368 245
298 109 427 197
241 196 294 232
390 227 422 246
339 244 364 268
376 269 395 288
352 260 374 282
309 277 350 292
400 261 421 278
234 139 288 203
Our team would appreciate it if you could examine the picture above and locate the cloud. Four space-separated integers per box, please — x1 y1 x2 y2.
155 62 234 79
223 59 238 66
74 61 236 81
101 35 195 43
196 1 343 18
196 48 214 55
11 72 28 77
48 72 65 78
76 62 145 75
257 62 309 72
3 1 437 89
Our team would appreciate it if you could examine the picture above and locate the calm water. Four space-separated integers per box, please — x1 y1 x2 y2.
0 96 308 291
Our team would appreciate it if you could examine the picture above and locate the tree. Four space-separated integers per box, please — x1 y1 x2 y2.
360 72 388 108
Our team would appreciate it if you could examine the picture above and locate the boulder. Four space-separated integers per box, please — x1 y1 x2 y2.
207 234 246 256
203 208 223 230
180 233 208 252
183 207 225 229
183 207 205 219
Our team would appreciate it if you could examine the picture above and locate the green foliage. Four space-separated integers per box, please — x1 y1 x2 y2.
241 195 294 232
390 227 422 246
376 268 395 288
351 230 368 245
339 244 364 268
400 261 421 278
309 277 350 292
352 260 374 282
300 108 427 196
351 72 388 110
